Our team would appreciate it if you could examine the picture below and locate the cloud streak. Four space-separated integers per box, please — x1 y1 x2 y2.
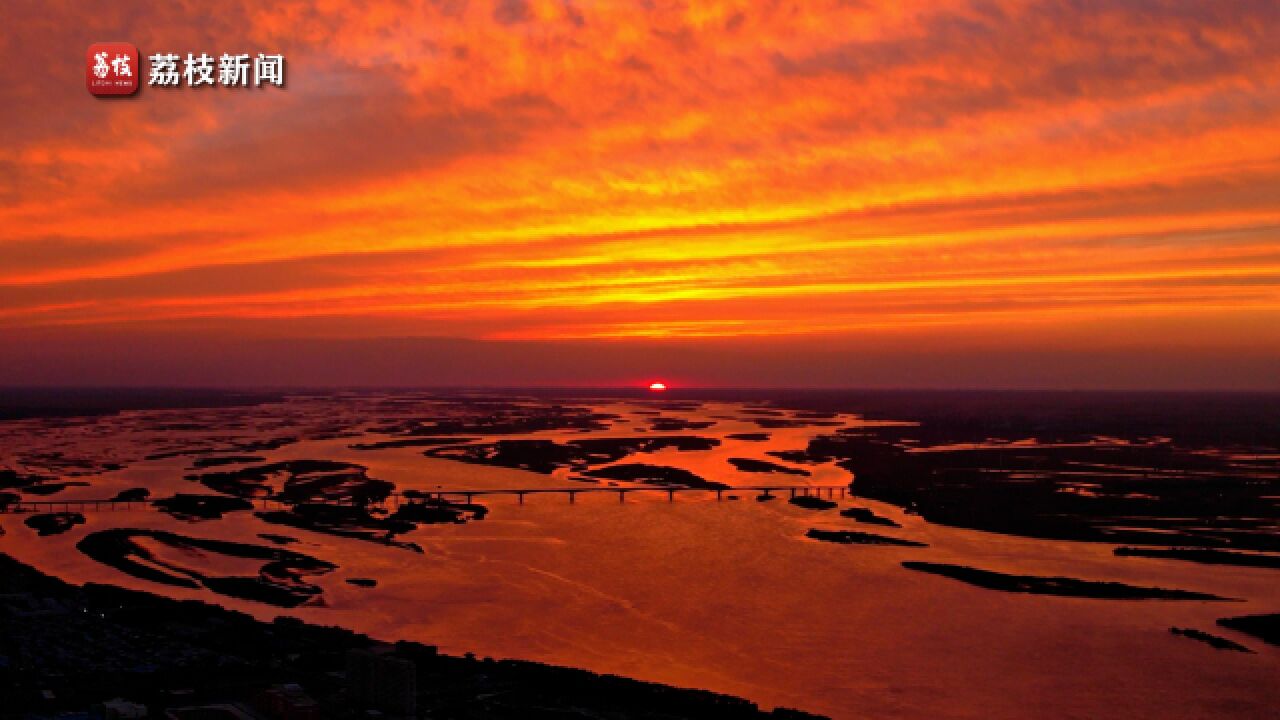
1 0 1279 386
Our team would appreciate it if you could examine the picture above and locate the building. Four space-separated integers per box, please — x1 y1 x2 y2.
346 648 416 718
257 683 320 720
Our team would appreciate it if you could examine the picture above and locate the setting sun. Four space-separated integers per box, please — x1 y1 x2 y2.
648 382 667 391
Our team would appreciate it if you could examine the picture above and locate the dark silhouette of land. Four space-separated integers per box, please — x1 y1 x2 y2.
755 391 1280 553
1217 613 1280 646
839 506 901 527
788 495 837 510
0 552 824 719
1115 547 1280 569
729 457 811 476
155 494 255 521
425 436 719 474
901 562 1235 600
1168 627 1252 653
24 512 85 536
583 463 727 489
806 529 926 547
0 388 288 421
76 529 337 607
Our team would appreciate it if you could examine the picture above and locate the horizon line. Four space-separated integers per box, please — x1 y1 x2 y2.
4 384 1280 394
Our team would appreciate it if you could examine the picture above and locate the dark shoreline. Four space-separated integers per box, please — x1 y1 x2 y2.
901 561 1236 601
0 552 824 719
0 388 289 421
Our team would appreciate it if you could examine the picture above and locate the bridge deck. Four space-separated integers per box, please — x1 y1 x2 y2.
0 484 848 513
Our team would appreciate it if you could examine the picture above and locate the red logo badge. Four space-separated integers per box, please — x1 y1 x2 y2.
87 43 139 96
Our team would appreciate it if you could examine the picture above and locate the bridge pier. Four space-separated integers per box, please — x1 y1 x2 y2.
517 491 525 505
618 490 625 503
716 489 723 501
668 489 675 502
568 491 576 504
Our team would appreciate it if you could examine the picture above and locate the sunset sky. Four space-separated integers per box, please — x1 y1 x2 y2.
2 1 1279 388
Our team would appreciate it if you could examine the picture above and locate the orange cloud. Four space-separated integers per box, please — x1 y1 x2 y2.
1 1 1279 386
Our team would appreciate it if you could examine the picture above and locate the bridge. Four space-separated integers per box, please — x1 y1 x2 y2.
0 484 849 514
